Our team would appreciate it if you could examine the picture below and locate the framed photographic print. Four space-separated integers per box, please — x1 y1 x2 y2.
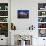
17 10 29 18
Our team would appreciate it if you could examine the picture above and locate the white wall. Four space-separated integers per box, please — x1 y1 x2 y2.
11 0 46 30
11 0 38 30
11 0 46 46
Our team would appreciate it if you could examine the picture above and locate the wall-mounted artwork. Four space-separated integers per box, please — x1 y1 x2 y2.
17 10 29 18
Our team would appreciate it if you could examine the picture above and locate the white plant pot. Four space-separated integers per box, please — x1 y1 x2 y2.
21 40 25 46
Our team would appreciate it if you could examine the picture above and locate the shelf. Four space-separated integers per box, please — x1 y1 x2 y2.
0 16 8 17
38 28 46 29
0 10 8 11
0 3 8 37
38 10 46 11
38 22 46 23
0 22 8 23
38 3 46 37
38 15 46 17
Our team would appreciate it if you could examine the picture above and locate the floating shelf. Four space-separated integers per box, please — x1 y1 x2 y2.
38 3 46 37
0 10 8 11
0 22 8 23
38 28 46 29
0 16 8 17
38 22 46 23
38 10 46 11
0 3 8 37
38 16 46 17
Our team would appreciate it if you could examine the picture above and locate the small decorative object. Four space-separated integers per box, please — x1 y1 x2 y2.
0 17 7 22
3 18 7 22
38 17 42 22
42 12 45 15
43 39 45 40
0 6 1 10
40 8 44 10
11 23 16 30
38 24 46 28
5 6 8 10
45 6 46 8
17 10 29 18
38 17 45 22
0 11 8 16
0 23 8 30
40 29 45 34
29 25 35 30
39 29 46 37
38 3 46 10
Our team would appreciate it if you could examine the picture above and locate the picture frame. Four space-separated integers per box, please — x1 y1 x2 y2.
17 10 29 18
